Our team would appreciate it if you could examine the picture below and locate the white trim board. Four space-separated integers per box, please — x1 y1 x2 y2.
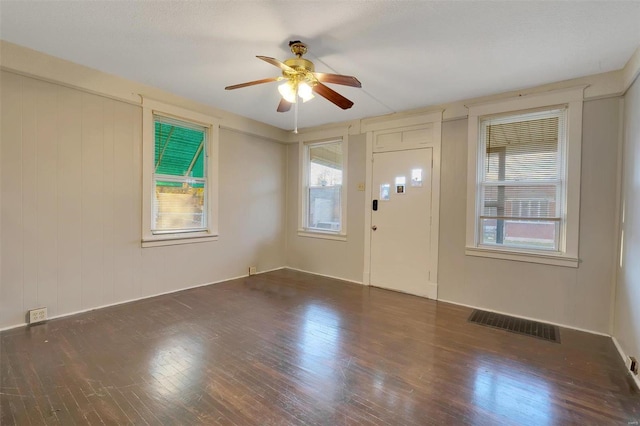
286 267 437 299
437 298 610 337
465 87 584 268
363 114 442 295
622 45 640 93
370 282 438 300
613 337 640 390
440 297 640 388
2 41 629 143
284 267 364 286
0 267 286 333
0 41 289 143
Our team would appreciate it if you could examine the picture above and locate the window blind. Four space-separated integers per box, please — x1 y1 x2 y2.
478 109 566 250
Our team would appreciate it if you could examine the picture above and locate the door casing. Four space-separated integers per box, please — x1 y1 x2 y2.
362 112 442 299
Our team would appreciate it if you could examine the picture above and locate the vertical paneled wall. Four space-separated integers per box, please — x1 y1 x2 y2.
0 71 287 328
1 72 142 327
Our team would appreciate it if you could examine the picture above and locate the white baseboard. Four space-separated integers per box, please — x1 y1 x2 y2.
286 267 439 300
370 281 438 300
256 266 286 274
436 298 639 389
437 298 610 337
284 267 364 285
427 282 438 299
612 337 640 390
0 270 278 333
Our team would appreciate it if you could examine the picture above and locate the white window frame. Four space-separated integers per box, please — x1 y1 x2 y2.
298 128 348 241
142 98 219 247
465 87 584 267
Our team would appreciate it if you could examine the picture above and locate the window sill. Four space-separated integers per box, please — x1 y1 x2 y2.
142 234 218 248
297 230 347 242
465 246 579 268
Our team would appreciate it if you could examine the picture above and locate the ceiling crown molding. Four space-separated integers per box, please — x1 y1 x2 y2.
622 44 640 93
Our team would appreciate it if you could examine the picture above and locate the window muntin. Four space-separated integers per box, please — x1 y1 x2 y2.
152 115 208 234
477 109 566 252
305 140 343 233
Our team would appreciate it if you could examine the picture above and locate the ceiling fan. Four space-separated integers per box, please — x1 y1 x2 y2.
225 40 362 113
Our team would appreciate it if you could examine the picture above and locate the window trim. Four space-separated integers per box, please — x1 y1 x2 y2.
298 128 348 240
142 98 219 247
465 87 584 267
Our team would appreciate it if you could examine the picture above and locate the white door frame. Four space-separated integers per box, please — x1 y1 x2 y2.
362 111 443 299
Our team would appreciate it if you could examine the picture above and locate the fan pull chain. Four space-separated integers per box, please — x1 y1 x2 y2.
293 94 299 134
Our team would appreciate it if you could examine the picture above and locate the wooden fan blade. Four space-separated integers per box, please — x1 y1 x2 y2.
314 73 362 88
225 77 279 90
257 56 296 73
277 98 292 113
313 83 354 110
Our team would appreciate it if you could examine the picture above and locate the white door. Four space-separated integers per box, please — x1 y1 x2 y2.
370 148 433 297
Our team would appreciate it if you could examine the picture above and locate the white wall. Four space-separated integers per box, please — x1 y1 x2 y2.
614 75 640 365
438 98 621 333
0 71 287 329
0 40 631 337
285 98 621 334
285 134 366 283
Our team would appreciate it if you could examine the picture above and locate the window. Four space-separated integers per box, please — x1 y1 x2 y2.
478 109 564 251
142 99 219 247
466 88 583 267
299 132 348 240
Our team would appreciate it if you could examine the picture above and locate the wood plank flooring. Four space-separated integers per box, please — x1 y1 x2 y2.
1 269 639 425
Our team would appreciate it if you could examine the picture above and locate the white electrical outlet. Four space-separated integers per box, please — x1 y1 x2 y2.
249 266 257 275
29 307 47 324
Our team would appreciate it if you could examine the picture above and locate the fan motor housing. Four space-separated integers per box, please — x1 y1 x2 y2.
284 57 314 74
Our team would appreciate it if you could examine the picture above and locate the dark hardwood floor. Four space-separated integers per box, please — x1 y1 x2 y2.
1 269 639 425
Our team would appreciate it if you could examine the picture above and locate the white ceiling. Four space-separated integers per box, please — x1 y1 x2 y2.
1 1 639 131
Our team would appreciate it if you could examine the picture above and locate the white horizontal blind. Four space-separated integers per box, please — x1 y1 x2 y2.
478 109 566 251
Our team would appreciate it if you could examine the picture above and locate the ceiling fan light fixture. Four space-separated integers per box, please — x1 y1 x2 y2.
278 82 297 103
298 82 314 102
226 41 360 112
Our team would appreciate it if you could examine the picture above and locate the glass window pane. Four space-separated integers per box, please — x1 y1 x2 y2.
481 218 558 251
153 180 206 231
154 118 206 178
309 142 342 186
479 109 565 252
308 186 341 231
153 115 208 234
307 141 343 231
484 115 559 182
482 185 558 219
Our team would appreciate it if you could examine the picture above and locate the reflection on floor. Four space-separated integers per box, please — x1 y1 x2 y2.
1 269 639 424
